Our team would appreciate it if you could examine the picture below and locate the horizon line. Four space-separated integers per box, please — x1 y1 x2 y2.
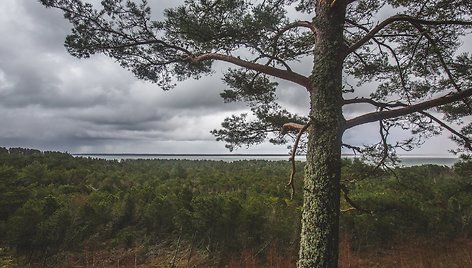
72 153 459 158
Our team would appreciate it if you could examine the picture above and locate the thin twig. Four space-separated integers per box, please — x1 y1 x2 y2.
407 22 472 111
374 119 390 170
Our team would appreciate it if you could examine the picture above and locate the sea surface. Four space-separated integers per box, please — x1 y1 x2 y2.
73 154 459 166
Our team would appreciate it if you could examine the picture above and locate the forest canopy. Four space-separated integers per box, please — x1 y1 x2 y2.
1 148 472 266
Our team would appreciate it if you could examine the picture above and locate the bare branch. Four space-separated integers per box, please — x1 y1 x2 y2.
344 97 472 151
375 120 390 170
344 97 406 108
345 15 472 56
418 111 472 151
282 122 305 133
345 88 472 129
342 143 363 154
341 185 370 214
286 122 311 199
340 207 357 213
190 53 310 88
346 16 406 55
405 35 425 70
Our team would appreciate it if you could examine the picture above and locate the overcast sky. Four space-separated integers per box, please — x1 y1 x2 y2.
0 0 462 155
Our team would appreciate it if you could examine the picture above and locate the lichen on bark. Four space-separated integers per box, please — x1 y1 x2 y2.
298 2 346 267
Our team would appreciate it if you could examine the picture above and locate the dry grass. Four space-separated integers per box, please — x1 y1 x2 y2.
24 237 472 267
339 235 472 268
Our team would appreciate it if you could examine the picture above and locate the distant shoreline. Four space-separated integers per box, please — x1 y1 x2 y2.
73 153 292 157
72 153 458 158
72 153 460 166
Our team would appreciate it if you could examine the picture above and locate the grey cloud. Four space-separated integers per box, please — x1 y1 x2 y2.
69 108 167 129
0 0 243 153
0 0 465 155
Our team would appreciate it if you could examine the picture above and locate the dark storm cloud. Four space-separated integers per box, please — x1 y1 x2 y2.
0 0 461 154
0 0 245 153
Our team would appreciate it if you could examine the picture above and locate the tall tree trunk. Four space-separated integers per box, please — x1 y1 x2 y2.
298 2 346 267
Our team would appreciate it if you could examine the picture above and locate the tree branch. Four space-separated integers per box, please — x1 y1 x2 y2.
342 143 363 154
283 121 311 199
344 88 472 129
281 122 305 133
341 185 370 214
418 111 472 151
346 19 412 100
345 15 472 56
253 46 293 71
91 39 192 56
375 120 390 170
190 53 310 88
266 20 315 72
406 22 472 110
344 96 472 151
275 21 317 37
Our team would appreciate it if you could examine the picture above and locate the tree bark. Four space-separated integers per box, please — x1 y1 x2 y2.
298 2 346 267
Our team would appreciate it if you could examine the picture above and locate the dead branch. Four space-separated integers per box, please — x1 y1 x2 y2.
341 185 370 213
265 20 315 72
281 122 305 134
285 121 311 199
347 19 412 100
340 207 357 213
252 46 294 71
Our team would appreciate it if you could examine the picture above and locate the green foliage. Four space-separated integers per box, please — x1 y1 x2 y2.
341 162 472 249
1 147 472 265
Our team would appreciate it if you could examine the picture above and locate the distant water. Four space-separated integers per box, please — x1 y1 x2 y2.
73 154 459 166
395 156 458 166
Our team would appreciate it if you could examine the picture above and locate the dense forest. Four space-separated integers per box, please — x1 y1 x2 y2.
1 147 472 267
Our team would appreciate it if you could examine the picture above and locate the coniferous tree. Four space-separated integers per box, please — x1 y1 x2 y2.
40 0 472 266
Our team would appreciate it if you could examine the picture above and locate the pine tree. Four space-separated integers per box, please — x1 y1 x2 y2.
40 0 472 266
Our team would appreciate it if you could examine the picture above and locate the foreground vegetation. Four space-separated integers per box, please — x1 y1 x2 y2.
1 148 472 267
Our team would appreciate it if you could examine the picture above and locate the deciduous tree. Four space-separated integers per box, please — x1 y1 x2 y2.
40 0 472 266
